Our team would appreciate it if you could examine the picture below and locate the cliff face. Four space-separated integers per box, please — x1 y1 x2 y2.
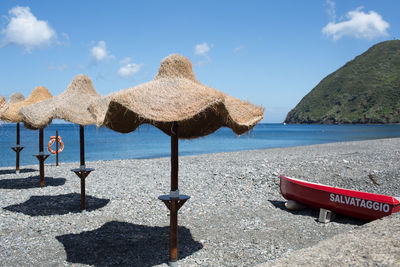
285 40 400 124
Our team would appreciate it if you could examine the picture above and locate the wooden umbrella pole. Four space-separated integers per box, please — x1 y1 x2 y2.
80 125 86 209
55 130 59 164
39 128 43 153
171 122 178 192
170 122 179 264
80 125 85 167
33 128 49 187
13 122 24 172
39 128 45 186
71 125 93 211
17 122 20 146
158 122 189 266
16 122 20 171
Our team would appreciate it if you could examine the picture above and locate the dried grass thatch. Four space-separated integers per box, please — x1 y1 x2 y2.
1 87 52 123
8 93 25 105
0 96 5 113
0 93 25 119
19 74 100 129
89 54 264 139
0 96 5 121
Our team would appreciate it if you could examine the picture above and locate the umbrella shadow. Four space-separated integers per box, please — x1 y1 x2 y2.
3 193 110 216
0 168 37 175
0 175 66 189
56 221 203 267
269 200 365 225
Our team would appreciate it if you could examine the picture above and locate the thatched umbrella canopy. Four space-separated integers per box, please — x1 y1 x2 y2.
8 92 25 104
20 74 99 129
0 93 25 121
89 54 264 265
0 96 5 116
20 74 101 208
0 93 28 172
0 93 26 172
1 87 52 123
8 92 25 105
3 87 52 184
90 54 263 138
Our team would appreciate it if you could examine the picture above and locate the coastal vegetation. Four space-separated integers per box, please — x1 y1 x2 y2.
285 40 400 124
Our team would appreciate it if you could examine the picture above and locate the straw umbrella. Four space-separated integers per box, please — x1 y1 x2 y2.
0 93 25 115
89 54 264 265
1 93 26 172
0 97 6 122
0 96 6 135
20 74 101 209
5 93 25 106
2 87 52 185
0 96 5 112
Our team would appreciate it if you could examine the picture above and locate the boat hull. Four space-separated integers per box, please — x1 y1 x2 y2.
280 175 400 221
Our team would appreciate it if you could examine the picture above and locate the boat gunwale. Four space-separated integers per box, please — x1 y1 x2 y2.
280 175 400 205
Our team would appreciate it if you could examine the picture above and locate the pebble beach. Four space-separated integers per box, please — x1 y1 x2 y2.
1 138 400 266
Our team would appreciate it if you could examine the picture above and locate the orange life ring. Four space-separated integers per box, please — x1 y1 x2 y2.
48 136 64 154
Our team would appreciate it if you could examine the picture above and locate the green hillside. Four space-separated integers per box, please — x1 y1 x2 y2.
285 40 400 124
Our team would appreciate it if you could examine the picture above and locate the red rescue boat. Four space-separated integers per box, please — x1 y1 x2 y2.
280 175 400 221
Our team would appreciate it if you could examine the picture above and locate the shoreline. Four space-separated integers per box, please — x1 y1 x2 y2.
1 136 400 169
1 138 400 265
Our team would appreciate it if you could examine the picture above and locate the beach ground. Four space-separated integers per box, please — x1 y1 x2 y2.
1 138 400 266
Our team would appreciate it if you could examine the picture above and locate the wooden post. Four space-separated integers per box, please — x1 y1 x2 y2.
158 122 189 266
13 122 24 172
80 125 85 167
71 125 93 210
170 122 179 264
80 125 85 209
39 128 43 153
81 176 86 209
56 130 59 166
17 122 20 146
15 147 20 171
39 128 45 187
33 128 49 187
171 122 178 192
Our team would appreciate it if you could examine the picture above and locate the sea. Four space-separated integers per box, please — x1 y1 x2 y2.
1 123 400 167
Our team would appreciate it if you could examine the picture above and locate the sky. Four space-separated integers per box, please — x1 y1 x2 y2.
0 1 399 123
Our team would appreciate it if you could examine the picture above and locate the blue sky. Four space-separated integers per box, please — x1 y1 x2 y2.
0 1 399 123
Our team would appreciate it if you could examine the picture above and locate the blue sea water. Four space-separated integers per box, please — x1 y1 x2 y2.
1 123 400 167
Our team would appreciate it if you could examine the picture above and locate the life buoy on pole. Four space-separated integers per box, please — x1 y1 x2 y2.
48 136 64 154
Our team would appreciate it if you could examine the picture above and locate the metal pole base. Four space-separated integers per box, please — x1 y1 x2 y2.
71 167 94 210
168 260 178 267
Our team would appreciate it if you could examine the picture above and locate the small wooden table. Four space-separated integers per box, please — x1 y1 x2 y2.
158 194 190 266
71 167 95 210
33 153 50 187
11 145 24 172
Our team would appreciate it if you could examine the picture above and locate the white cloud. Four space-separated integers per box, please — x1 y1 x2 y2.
118 57 143 79
1 6 56 52
91 41 114 62
322 7 389 40
194 42 213 66
325 0 336 21
194 42 211 56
